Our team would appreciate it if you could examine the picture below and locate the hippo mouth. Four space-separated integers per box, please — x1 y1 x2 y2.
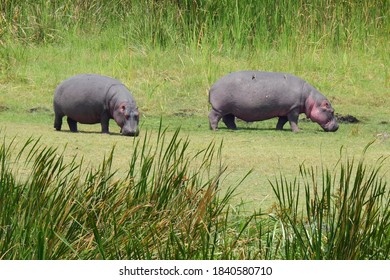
123 131 139 137
121 128 139 137
322 120 339 132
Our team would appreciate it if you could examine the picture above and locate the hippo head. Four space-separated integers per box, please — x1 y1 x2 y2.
306 97 339 132
113 103 140 136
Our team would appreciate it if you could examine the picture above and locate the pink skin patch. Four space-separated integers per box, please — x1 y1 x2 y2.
306 97 338 131
114 102 139 136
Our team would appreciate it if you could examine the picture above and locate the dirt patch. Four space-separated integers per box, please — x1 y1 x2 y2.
0 105 10 112
300 113 360 124
173 109 195 117
28 107 51 113
335 113 360 123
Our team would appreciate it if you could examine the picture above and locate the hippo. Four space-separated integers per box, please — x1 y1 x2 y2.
208 71 339 132
54 74 139 136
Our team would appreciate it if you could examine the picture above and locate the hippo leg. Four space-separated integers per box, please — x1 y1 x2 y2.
101 112 110 134
222 114 237 130
209 109 222 130
287 111 300 132
67 117 78 132
276 116 288 130
54 114 63 131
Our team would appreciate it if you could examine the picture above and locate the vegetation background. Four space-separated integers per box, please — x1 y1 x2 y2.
0 0 389 259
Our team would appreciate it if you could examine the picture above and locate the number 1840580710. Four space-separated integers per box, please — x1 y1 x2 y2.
212 266 272 276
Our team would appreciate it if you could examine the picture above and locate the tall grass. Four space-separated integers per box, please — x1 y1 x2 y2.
1 128 388 260
270 144 389 260
1 0 388 50
0 126 253 259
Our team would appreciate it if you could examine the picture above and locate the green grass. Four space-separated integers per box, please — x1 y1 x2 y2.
0 0 389 259
0 127 244 259
1 127 388 259
1 1 388 50
270 143 389 259
0 0 388 210
0 113 388 212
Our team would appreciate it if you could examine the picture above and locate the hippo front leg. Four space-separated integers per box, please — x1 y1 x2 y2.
287 111 300 132
67 117 78 132
101 111 110 134
222 114 237 130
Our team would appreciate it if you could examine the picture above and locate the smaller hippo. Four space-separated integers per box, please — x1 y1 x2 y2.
208 71 339 132
54 74 139 136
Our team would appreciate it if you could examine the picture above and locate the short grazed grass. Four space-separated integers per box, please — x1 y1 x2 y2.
0 42 388 210
0 113 388 211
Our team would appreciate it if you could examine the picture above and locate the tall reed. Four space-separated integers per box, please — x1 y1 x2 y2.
1 0 387 50
1 131 388 259
270 144 389 259
0 126 254 259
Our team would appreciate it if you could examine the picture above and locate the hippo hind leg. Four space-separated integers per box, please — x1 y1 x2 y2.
209 109 222 130
54 113 63 131
276 116 288 130
222 114 237 130
67 117 78 132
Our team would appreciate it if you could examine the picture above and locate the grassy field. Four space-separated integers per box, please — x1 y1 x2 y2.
0 0 389 259
1 39 388 209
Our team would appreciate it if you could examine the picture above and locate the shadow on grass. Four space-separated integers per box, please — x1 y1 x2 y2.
53 130 126 137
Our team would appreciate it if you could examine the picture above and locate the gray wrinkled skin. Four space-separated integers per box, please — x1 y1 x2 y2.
208 71 339 132
54 74 139 136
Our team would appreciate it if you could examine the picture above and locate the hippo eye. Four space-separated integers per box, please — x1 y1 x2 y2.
129 112 139 121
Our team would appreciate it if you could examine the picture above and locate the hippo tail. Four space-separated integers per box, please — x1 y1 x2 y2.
208 87 212 103
208 87 217 110
208 83 218 104
208 87 213 109
208 86 225 116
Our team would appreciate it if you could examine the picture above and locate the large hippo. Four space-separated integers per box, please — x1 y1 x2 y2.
54 74 139 136
208 71 339 132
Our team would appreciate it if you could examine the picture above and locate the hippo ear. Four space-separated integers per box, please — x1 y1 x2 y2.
120 104 126 113
321 101 330 109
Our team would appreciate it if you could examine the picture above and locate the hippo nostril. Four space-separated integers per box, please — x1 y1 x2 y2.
122 129 139 137
324 123 339 132
123 132 136 137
